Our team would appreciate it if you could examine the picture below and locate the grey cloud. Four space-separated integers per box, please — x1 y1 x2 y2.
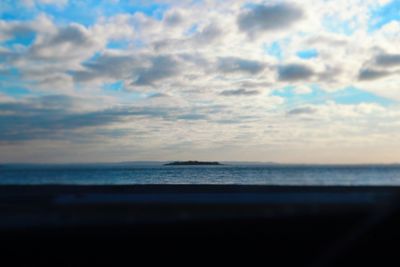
278 64 314 81
0 95 172 142
179 53 210 68
164 11 184 27
9 25 35 37
238 3 303 37
48 24 90 46
153 24 222 52
356 52 400 81
148 93 170 98
194 24 223 45
220 89 260 96
73 53 181 86
152 39 179 52
238 81 271 88
73 54 139 82
29 24 95 60
91 128 145 139
0 20 37 42
177 114 208 121
214 119 241 124
133 55 181 86
317 66 342 83
218 57 266 74
0 95 224 143
35 95 78 110
306 36 348 47
287 107 316 116
375 53 400 67
0 50 19 63
358 69 391 81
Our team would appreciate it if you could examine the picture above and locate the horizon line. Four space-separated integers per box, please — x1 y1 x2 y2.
2 161 400 166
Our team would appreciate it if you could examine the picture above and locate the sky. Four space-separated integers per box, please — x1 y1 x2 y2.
0 0 400 163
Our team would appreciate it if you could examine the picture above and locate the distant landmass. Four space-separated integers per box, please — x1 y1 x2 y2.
164 161 222 166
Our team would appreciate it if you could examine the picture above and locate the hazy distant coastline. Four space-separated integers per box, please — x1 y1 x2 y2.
2 161 400 168
164 161 222 166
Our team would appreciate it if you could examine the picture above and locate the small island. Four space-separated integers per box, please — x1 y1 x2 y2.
164 161 223 166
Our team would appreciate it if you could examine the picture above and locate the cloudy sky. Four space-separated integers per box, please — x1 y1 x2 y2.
0 0 400 163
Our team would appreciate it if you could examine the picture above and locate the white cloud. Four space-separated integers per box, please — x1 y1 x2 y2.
293 85 312 94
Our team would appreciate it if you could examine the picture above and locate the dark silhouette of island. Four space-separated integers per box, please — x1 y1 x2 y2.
164 161 222 166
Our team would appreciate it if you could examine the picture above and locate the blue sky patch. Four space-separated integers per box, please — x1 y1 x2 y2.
369 0 400 31
107 40 130 50
0 67 30 97
2 32 36 49
297 49 318 59
0 86 30 97
264 41 283 60
0 1 38 21
1 0 170 26
80 52 102 66
272 85 393 107
332 87 393 106
322 16 355 36
185 24 199 36
103 81 124 92
0 67 20 77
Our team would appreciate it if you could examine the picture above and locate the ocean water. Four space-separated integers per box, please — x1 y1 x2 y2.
1 164 400 185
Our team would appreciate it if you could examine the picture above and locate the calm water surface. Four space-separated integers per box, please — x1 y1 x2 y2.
1 164 400 185
0 165 400 185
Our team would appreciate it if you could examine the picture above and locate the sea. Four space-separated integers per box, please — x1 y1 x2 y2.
1 163 400 185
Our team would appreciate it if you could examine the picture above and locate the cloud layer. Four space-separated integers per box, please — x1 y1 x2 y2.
238 3 304 37
0 0 400 163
